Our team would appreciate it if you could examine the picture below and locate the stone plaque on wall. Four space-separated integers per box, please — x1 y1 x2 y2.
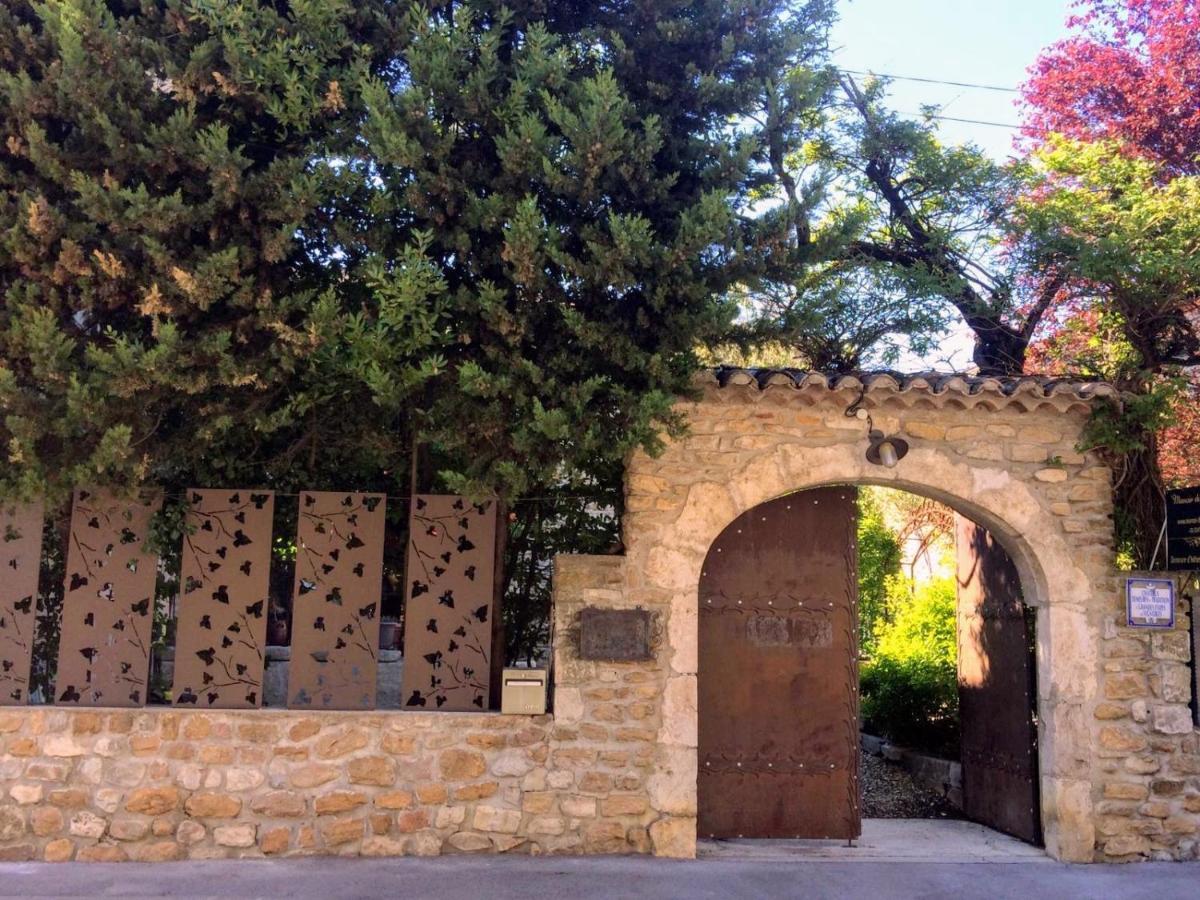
401 495 498 711
0 500 44 705
55 489 162 707
173 490 274 708
579 607 653 661
288 491 386 709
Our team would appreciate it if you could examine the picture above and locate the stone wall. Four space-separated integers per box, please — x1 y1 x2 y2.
0 555 684 862
1094 575 1200 860
1 372 1196 864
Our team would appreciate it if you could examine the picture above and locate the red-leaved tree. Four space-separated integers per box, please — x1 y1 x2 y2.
1022 0 1200 499
1023 0 1200 175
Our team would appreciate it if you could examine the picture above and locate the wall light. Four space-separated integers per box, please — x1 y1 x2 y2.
865 430 909 468
846 386 909 468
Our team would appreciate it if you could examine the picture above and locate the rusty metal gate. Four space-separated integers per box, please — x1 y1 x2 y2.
956 516 1041 845
698 487 860 839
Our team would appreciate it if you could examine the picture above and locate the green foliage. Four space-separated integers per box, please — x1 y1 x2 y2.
0 0 838 508
1016 137 1200 375
0 0 422 504
1079 381 1183 458
860 575 959 756
857 488 902 654
349 1 836 497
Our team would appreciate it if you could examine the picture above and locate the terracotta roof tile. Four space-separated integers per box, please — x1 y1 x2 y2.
706 367 1119 411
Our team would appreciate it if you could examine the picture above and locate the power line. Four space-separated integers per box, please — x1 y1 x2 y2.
838 68 1020 94
902 111 1023 130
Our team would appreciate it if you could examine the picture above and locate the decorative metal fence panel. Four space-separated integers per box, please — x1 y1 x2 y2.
287 491 386 710
172 490 275 708
55 490 162 707
401 495 498 711
0 501 44 705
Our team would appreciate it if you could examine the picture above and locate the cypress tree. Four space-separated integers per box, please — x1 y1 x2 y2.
1 1 836 500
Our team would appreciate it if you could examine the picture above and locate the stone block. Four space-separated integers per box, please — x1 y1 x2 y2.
348 756 397 787
68 811 106 839
315 791 367 815
260 826 290 855
439 749 487 780
321 817 364 846
30 806 63 837
184 792 242 818
1151 705 1193 735
472 805 521 834
213 824 257 848
125 787 179 816
375 790 414 811
43 838 74 862
649 816 695 858
251 791 306 818
76 844 127 862
315 728 369 760
445 832 492 853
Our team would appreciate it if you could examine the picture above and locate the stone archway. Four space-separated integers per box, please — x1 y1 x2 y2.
620 372 1117 862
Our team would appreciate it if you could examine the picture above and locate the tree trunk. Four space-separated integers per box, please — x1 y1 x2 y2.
1110 422 1167 570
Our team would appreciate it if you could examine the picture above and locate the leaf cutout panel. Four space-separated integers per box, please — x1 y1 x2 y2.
0 501 44 705
55 489 161 707
287 492 385 710
172 489 274 708
401 495 498 711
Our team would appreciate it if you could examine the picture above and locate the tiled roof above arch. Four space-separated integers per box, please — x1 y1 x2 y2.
706 367 1120 413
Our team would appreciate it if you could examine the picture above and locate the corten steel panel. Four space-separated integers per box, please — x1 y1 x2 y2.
698 487 860 839
956 515 1041 845
0 500 44 705
401 495 498 711
172 490 274 708
55 489 162 707
287 492 386 709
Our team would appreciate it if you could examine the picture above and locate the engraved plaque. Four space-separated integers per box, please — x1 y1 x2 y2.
578 607 652 661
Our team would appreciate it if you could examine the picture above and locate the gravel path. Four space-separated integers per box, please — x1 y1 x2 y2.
859 750 962 819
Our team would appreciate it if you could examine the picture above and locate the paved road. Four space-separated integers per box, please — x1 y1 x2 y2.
2 855 1198 900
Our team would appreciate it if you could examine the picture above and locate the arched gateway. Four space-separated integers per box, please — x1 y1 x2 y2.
556 369 1133 863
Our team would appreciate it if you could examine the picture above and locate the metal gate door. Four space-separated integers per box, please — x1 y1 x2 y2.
956 516 1041 844
698 487 860 840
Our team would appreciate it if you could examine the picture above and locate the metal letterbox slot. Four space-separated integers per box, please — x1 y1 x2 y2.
500 668 547 715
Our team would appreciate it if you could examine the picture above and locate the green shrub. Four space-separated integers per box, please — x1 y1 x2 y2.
857 491 902 655
860 574 960 757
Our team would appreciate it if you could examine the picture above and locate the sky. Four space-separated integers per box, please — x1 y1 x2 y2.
832 0 1074 160
829 0 1075 370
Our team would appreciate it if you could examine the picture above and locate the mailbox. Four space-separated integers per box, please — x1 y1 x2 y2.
500 668 547 715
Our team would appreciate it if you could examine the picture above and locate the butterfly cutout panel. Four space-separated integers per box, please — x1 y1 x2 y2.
55 489 162 707
172 489 274 708
0 501 44 705
287 492 385 710
401 495 498 711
